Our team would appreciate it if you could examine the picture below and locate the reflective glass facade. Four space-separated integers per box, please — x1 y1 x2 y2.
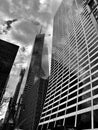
38 0 98 130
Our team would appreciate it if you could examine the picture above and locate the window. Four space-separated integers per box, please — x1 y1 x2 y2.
88 0 97 10
66 106 76 114
38 125 42 130
48 122 54 129
55 119 64 127
42 124 48 130
58 110 65 117
94 109 98 128
64 116 75 128
51 114 56 119
59 103 66 110
67 98 77 106
77 112 91 129
78 100 91 110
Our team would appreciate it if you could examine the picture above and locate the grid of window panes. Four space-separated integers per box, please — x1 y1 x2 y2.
38 0 98 130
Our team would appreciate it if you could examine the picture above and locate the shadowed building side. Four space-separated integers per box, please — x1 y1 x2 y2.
17 34 48 130
0 39 19 102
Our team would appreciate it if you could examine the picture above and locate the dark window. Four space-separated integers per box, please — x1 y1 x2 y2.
49 99 54 104
47 110 51 115
88 37 98 48
79 60 89 69
51 114 56 119
93 8 98 22
79 51 88 61
53 101 59 107
92 79 98 88
52 107 58 112
56 86 61 92
48 105 52 109
63 76 69 82
38 125 42 130
91 64 98 73
62 81 68 88
77 112 91 129
69 85 77 93
60 97 67 103
42 113 45 117
88 33 97 44
78 100 91 110
67 99 77 106
90 52 98 62
63 72 69 78
48 122 54 129
70 74 77 81
89 46 98 57
59 103 66 110
50 95 54 100
78 91 91 101
45 116 49 121
61 91 67 98
69 79 78 87
55 119 64 127
40 118 44 122
93 97 98 105
88 0 97 11
79 71 90 81
93 88 98 96
42 123 48 130
64 116 75 128
82 77 90 84
91 58 98 68
66 106 76 114
79 84 91 95
68 92 77 99
54 96 60 101
94 109 98 128
55 91 60 96
58 110 65 117
79 81 83 88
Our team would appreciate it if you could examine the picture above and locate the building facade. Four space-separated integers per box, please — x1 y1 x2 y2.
0 39 19 102
38 0 98 130
17 34 48 130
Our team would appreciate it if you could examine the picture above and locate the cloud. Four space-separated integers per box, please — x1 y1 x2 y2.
10 19 38 45
0 0 10 16
0 0 62 96
0 0 62 40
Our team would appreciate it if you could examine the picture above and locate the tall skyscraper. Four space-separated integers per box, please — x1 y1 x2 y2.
0 39 19 102
38 0 98 130
17 34 48 130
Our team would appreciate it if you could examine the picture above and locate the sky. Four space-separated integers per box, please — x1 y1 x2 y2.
0 0 63 115
0 0 62 72
0 0 88 121
0 0 85 120
0 0 62 44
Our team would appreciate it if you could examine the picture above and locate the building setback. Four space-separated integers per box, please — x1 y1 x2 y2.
17 34 48 130
38 0 98 130
0 39 19 102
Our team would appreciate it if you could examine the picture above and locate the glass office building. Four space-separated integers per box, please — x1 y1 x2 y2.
17 34 49 130
38 0 98 129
